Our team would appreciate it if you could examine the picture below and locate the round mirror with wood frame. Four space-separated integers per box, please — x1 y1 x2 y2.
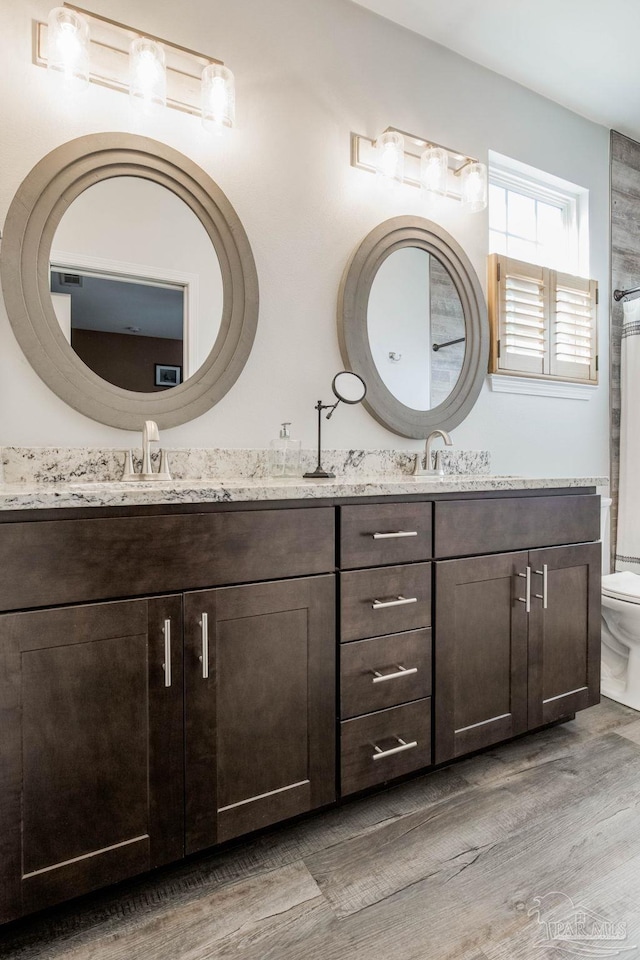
337 216 488 438
0 133 259 429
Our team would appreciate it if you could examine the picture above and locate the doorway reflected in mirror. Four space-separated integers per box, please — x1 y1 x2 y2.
50 270 185 392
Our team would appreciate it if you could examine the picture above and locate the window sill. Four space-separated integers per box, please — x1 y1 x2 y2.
488 374 597 400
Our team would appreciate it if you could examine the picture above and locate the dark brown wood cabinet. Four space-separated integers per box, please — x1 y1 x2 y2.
0 506 337 923
527 541 601 727
184 576 336 852
434 551 530 763
0 596 184 922
0 489 602 923
434 541 601 764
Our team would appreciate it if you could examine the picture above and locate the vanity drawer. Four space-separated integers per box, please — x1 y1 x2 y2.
0 508 335 611
340 629 432 719
340 503 432 569
434 495 600 559
340 563 431 642
340 699 432 796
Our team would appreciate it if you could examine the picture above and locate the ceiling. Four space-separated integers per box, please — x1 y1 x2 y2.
351 0 639 139
50 272 184 340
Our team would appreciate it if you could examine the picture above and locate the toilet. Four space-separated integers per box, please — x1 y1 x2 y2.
601 497 640 710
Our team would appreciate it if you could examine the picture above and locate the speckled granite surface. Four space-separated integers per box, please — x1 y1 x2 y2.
0 446 605 512
0 474 607 512
0 447 491 484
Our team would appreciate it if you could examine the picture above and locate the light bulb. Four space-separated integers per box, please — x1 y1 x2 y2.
375 131 404 185
461 161 488 212
47 7 90 92
201 64 235 132
129 37 166 114
420 146 448 197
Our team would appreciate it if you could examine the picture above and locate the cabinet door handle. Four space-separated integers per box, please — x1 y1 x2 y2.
199 612 209 679
162 618 172 688
372 595 418 609
516 567 531 614
372 531 418 540
372 737 418 761
372 665 418 684
534 564 548 609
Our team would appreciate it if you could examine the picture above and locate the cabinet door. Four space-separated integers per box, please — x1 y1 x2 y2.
528 542 601 727
434 552 529 763
184 576 335 853
0 596 183 922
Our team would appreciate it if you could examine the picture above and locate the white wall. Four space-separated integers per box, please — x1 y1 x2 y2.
0 0 610 479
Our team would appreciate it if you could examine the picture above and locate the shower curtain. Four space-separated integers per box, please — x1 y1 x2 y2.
616 297 640 573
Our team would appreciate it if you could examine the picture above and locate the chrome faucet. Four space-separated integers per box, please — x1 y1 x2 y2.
414 429 453 477
122 420 172 481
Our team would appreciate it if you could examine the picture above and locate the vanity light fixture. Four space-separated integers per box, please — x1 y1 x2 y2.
36 4 235 130
129 37 166 114
352 127 488 211
201 63 235 132
420 146 448 197
46 6 90 91
460 161 488 213
375 130 405 185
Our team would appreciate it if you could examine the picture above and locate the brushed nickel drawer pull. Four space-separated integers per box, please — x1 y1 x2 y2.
162 618 172 688
199 612 209 679
372 737 418 761
534 564 548 609
372 596 418 610
372 665 418 684
372 531 418 540
516 567 531 614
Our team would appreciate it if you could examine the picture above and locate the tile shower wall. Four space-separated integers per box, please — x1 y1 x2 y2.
610 131 640 552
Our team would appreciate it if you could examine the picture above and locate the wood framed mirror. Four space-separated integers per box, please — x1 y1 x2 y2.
337 216 488 438
0 133 259 429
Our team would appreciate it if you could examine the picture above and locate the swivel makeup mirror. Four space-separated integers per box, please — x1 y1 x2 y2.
304 371 367 479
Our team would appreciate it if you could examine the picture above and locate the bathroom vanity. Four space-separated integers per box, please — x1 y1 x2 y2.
0 478 601 923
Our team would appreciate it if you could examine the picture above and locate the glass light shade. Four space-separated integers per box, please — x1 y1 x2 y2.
375 131 404 185
47 7 90 92
420 146 448 197
460 161 488 212
201 64 235 132
129 37 166 114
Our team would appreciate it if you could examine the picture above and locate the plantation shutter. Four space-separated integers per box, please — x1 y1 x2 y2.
488 254 597 384
550 271 598 382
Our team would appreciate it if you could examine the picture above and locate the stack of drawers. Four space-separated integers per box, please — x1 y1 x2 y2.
339 502 433 796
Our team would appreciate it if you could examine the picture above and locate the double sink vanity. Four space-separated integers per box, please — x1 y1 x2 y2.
0 130 604 923
0 466 603 923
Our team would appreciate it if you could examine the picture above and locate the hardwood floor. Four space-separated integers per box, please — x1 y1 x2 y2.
1 698 640 960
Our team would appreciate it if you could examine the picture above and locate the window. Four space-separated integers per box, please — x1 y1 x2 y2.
489 152 588 276
487 153 597 388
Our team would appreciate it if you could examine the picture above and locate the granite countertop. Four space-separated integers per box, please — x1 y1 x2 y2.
0 474 608 512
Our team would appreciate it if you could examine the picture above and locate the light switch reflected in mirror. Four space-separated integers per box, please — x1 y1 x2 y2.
367 247 465 412
50 176 223 394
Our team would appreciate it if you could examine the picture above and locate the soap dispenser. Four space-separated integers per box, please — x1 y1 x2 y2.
269 422 302 478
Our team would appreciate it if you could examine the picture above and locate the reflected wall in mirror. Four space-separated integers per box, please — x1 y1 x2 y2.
338 216 488 438
50 177 223 393
367 248 465 411
0 133 258 429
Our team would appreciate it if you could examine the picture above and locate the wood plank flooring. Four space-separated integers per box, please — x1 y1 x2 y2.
1 698 639 960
